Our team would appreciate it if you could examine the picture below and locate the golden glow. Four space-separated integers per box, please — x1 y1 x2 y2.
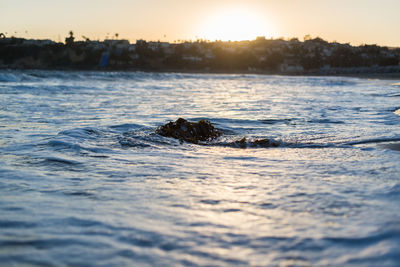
196 7 272 41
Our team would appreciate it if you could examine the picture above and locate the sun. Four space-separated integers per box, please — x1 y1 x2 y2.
197 7 272 41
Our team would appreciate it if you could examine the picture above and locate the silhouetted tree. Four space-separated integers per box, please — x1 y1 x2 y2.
65 31 75 45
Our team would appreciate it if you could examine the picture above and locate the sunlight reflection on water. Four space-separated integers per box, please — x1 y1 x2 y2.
1 71 400 266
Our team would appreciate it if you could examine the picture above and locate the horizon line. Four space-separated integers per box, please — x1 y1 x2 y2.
2 33 399 49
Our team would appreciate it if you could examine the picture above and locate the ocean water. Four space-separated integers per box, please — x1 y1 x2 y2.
1 70 400 266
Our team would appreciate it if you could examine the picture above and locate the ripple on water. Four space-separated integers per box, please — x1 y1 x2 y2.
380 142 400 151
0 220 37 228
380 183 400 198
46 140 85 152
2 71 400 266
42 156 82 166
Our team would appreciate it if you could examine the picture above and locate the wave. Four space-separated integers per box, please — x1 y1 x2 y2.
380 142 400 151
45 120 400 154
307 119 345 124
0 70 240 85
0 70 62 83
379 183 400 198
46 127 117 156
41 156 82 166
0 72 21 83
189 117 296 130
345 137 400 146
47 140 96 153
118 128 346 149
259 118 293 124
317 79 359 87
0 220 37 228
58 127 106 140
109 123 147 132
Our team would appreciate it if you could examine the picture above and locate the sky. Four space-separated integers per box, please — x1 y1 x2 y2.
2 0 400 47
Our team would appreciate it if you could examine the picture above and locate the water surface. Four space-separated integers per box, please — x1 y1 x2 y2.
1 70 400 266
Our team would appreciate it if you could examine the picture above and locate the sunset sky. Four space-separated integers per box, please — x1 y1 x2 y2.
2 0 400 46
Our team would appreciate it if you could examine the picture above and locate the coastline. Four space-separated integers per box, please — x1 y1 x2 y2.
2 36 400 81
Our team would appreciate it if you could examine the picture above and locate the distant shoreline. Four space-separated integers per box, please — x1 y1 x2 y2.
2 36 400 81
